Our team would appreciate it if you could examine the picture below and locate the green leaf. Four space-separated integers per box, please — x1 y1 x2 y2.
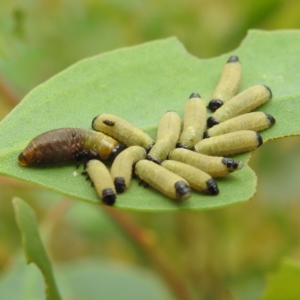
1 30 300 211
262 258 300 300
12 197 62 300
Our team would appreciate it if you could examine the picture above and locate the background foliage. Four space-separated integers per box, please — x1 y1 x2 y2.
1 0 300 299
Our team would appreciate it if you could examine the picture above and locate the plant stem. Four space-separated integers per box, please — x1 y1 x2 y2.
103 206 194 300
0 73 21 106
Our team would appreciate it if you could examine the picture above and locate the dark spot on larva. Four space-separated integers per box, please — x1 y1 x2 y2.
103 119 115 126
102 188 116 206
203 131 210 139
207 116 219 128
256 132 263 147
207 99 223 112
175 181 190 199
176 143 190 150
262 85 272 99
206 178 219 195
114 177 126 193
189 92 201 99
265 113 276 126
109 143 126 161
227 55 239 63
145 155 161 165
91 115 100 130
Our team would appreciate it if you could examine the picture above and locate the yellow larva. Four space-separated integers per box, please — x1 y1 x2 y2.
134 159 191 200
207 84 272 127
176 93 206 149
207 55 242 112
204 112 276 138
85 159 116 206
146 111 181 164
161 160 219 195
92 114 154 151
168 148 243 178
110 146 146 193
194 130 262 156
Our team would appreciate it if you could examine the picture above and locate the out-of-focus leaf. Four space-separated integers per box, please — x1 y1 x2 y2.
1 30 300 212
12 197 62 300
262 258 300 300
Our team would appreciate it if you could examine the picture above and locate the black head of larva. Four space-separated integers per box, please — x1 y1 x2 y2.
189 92 201 99
109 143 126 161
227 55 239 63
175 142 190 150
203 131 210 139
262 85 272 99
91 115 100 130
207 99 223 112
114 177 126 193
207 116 220 128
256 132 263 147
145 155 161 165
175 181 190 199
221 157 243 171
206 178 219 195
102 188 116 206
265 113 276 126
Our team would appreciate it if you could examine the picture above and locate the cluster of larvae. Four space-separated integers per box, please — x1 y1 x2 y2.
18 55 275 206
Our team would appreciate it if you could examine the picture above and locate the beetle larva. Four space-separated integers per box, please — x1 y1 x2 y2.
134 159 191 200
168 148 243 177
146 111 181 164
161 160 219 195
18 128 123 166
207 84 272 127
110 146 146 193
176 92 206 150
92 114 154 151
207 55 242 112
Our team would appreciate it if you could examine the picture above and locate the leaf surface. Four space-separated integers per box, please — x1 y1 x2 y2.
1 30 300 211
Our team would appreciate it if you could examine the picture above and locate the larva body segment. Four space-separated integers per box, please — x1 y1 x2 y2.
207 55 242 112
85 159 116 206
204 112 275 138
92 114 154 151
110 146 146 193
195 130 263 156
161 160 219 195
18 128 123 166
146 111 181 164
134 159 191 200
177 93 206 149
168 148 243 177
207 84 272 127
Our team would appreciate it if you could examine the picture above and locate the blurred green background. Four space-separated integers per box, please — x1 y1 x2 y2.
1 0 300 299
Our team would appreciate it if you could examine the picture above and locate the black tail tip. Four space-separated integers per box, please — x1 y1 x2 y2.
91 115 100 130
262 85 272 99
265 113 276 126
189 92 201 99
256 132 263 147
207 116 219 128
207 99 223 112
176 142 190 150
227 55 239 63
145 155 161 165
203 131 210 139
102 188 116 206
